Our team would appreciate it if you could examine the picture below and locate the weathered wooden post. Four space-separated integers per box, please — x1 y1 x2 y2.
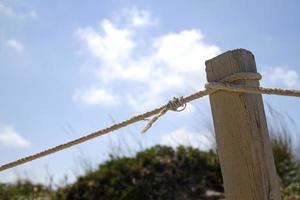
205 49 282 200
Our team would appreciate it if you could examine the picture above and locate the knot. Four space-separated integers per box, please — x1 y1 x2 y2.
166 97 186 112
205 72 262 93
142 72 261 133
142 96 186 133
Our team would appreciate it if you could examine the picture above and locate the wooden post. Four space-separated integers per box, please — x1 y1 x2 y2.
205 49 282 200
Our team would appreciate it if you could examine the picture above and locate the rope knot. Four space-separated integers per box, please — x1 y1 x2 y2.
166 97 186 112
205 72 262 93
2 71 300 172
143 72 262 133
142 96 186 133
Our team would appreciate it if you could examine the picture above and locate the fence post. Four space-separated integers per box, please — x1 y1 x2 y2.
205 49 282 200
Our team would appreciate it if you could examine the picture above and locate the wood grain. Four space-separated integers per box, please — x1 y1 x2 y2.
206 49 281 200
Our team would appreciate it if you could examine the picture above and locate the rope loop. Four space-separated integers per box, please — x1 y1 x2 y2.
1 71 300 172
219 72 262 83
166 97 186 112
141 96 186 133
205 72 262 93
143 72 261 133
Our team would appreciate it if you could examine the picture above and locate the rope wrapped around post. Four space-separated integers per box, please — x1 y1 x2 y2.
141 72 262 132
1 72 300 172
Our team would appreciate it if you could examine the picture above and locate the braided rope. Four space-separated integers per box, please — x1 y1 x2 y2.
206 82 300 97
1 72 300 172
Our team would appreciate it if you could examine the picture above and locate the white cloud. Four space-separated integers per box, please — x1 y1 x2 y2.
5 39 24 52
153 30 219 73
262 66 299 87
0 125 31 148
75 8 220 110
77 20 135 62
73 87 120 106
160 127 213 150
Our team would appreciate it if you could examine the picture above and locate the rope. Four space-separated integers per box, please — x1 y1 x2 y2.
206 82 300 97
0 89 209 172
1 72 300 172
141 72 262 132
141 97 187 133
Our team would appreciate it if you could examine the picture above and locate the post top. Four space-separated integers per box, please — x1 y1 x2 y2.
205 49 257 82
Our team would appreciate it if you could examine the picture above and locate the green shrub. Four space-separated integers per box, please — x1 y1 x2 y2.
268 106 300 200
0 180 52 200
55 145 223 200
270 134 300 200
1 107 299 200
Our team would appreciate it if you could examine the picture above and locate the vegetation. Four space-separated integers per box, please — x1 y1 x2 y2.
1 109 299 199
267 106 300 200
271 132 300 199
1 138 300 200
54 146 223 200
0 180 52 200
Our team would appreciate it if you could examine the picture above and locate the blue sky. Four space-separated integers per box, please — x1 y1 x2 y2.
0 0 299 184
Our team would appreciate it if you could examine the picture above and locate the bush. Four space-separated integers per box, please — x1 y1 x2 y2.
270 134 300 200
1 107 299 200
1 136 300 200
0 180 52 200
55 145 223 200
268 106 300 200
